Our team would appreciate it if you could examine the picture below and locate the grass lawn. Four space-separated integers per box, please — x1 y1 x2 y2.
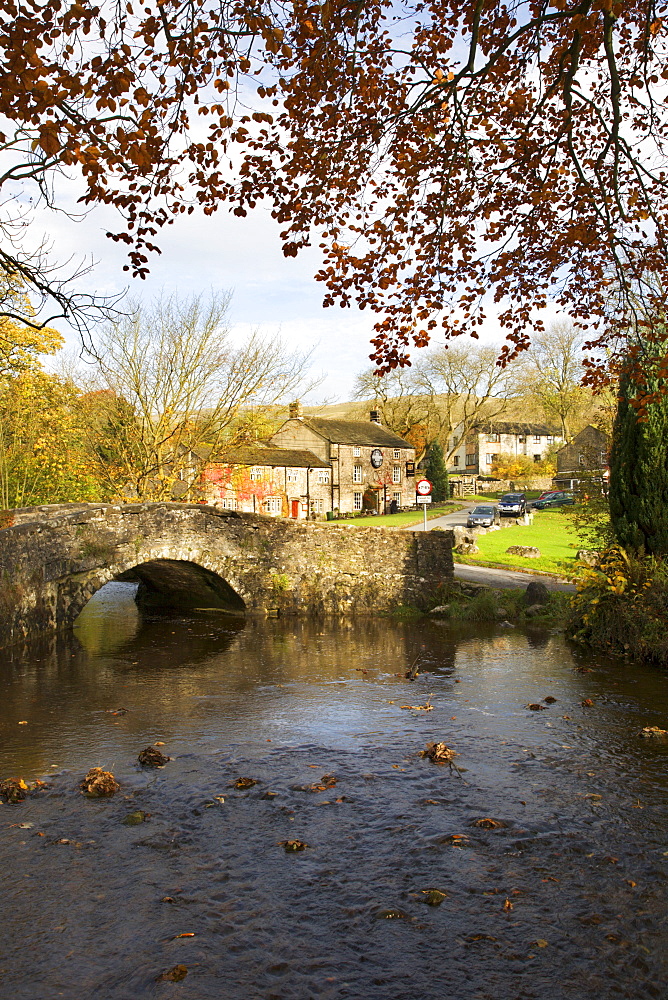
324 502 460 529
455 508 580 577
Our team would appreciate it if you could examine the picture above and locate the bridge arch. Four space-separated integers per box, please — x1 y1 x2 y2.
0 502 453 645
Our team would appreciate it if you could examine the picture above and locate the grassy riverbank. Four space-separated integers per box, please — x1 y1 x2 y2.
454 509 579 577
324 503 460 528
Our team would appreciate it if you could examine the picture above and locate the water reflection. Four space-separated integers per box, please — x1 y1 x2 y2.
1 592 667 1000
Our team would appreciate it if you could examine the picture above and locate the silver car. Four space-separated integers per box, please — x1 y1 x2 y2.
467 504 496 528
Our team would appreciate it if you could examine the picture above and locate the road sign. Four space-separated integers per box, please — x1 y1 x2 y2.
416 478 432 496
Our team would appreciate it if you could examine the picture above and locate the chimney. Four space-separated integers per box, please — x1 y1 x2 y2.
289 400 303 419
369 410 382 425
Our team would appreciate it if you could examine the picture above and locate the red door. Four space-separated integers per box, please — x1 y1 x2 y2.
291 500 300 519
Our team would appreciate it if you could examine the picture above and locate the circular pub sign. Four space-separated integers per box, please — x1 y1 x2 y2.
416 478 432 496
370 448 384 469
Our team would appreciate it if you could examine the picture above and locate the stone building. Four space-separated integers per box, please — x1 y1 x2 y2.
553 425 609 490
269 403 416 514
200 445 332 519
448 420 562 475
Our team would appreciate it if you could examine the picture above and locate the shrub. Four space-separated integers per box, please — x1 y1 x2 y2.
569 545 668 664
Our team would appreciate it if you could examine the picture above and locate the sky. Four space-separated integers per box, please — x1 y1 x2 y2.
33 174 521 405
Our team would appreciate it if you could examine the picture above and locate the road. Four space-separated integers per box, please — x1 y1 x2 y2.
410 503 575 593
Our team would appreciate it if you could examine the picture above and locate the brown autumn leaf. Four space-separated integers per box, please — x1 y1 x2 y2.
231 777 258 790
156 965 188 983
280 839 309 852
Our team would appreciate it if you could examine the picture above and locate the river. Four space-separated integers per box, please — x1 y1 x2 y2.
1 582 667 999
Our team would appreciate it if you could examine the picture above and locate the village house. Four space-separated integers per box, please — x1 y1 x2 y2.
447 420 563 475
269 403 417 514
200 403 417 518
553 424 610 490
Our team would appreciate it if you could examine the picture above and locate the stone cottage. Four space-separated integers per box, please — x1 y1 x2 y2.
553 425 609 490
448 420 562 475
269 403 417 514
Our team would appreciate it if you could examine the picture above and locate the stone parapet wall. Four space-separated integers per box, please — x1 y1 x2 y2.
0 503 454 647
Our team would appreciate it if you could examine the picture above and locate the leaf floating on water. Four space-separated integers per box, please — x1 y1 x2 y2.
79 768 120 798
581 699 595 708
17 720 27 725
231 777 258 790
375 907 409 920
422 889 447 906
503 898 514 912
639 726 668 738
280 839 309 852
527 703 547 711
0 778 29 803
105 708 128 716
156 964 188 982
472 817 507 830
122 810 150 826
174 933 195 939
534 939 549 948
400 703 433 712
419 742 458 763
543 696 557 704
137 747 170 768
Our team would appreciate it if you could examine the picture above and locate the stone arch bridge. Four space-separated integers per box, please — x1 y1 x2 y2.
0 503 454 646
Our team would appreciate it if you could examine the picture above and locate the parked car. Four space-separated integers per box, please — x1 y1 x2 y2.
535 490 559 502
497 493 527 517
467 504 496 528
531 491 575 510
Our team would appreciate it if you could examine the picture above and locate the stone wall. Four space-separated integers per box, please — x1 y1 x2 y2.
0 502 454 647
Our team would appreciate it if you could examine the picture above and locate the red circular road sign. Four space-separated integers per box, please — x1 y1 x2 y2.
416 478 432 496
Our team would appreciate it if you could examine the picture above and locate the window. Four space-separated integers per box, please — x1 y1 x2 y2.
393 449 400 459
453 456 459 467
353 446 361 457
452 435 460 448
578 453 586 466
392 492 401 503
392 466 401 483
547 435 554 444
601 451 608 465
250 467 263 481
485 453 499 465
286 468 298 482
219 496 236 510
310 498 324 513
317 469 330 484
533 454 541 463
465 453 476 466
264 497 282 514
534 435 541 443
518 435 526 443
353 492 363 511
353 464 363 483
486 432 500 443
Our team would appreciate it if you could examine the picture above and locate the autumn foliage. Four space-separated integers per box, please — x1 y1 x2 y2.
0 2 666 371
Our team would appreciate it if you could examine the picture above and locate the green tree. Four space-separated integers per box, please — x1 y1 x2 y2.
609 371 668 556
425 441 449 503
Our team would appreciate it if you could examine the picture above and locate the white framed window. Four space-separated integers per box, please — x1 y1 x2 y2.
353 446 361 457
486 432 500 443
310 498 324 513
547 435 554 443
453 456 459 467
393 449 400 459
250 467 263 481
485 454 498 465
534 435 541 443
518 435 526 443
601 451 608 465
392 492 401 503
286 468 298 482
264 497 282 514
219 496 236 510
317 469 330 484
392 465 401 483
353 464 363 483
353 492 363 511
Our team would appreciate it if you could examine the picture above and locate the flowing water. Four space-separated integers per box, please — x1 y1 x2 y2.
1 582 667 1000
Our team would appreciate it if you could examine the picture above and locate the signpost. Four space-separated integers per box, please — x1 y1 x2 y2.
416 478 432 531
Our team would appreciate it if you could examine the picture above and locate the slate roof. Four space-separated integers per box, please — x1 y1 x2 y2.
209 446 330 469
302 417 412 449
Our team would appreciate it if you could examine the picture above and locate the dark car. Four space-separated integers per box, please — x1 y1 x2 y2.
532 491 575 510
497 493 527 517
467 504 496 528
